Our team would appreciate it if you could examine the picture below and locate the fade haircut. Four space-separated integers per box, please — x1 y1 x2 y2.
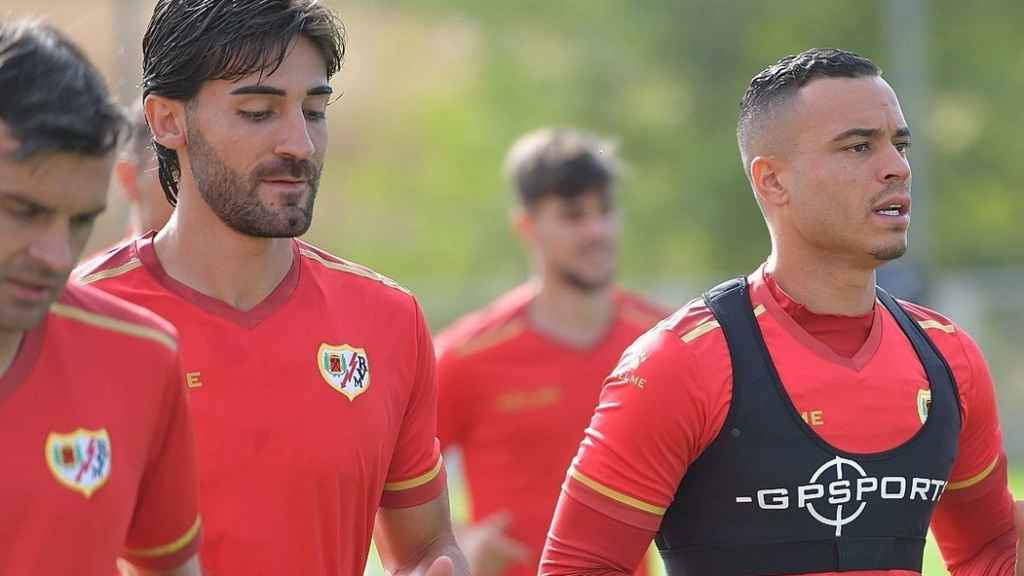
0 19 124 159
736 48 880 177
504 128 620 209
142 0 346 206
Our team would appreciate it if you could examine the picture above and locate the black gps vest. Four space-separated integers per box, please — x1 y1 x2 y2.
655 278 961 576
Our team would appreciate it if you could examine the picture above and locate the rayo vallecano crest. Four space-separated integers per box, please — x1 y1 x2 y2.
917 389 932 424
45 429 112 498
318 343 371 401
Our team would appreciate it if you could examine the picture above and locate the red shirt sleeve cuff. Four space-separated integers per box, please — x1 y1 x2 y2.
122 515 201 571
380 457 447 509
564 468 665 532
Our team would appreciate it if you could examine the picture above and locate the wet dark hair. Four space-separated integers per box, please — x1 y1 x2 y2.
0 19 124 159
504 128 620 208
142 0 346 205
737 48 880 170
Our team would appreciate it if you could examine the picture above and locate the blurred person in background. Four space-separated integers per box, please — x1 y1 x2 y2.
113 98 174 238
541 48 1022 575
76 1 467 575
0 19 201 575
435 128 665 576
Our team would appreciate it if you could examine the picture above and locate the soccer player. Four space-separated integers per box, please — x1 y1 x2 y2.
113 99 174 237
0 19 200 575
436 128 665 576
74 2 467 575
540 48 1023 575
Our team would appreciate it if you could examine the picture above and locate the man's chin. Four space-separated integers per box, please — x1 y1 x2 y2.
559 270 616 294
870 242 908 262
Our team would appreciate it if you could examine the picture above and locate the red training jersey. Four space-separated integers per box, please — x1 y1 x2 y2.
542 264 1016 575
0 283 200 574
75 232 445 576
436 284 666 576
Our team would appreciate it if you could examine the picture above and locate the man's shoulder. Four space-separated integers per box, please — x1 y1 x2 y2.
296 241 415 307
434 285 534 360
615 289 670 331
53 283 178 354
73 237 146 289
894 298 961 336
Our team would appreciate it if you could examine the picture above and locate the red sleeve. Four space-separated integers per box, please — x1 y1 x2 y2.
122 352 201 570
380 299 447 508
931 328 1017 572
541 489 658 575
561 327 730 531
435 338 474 453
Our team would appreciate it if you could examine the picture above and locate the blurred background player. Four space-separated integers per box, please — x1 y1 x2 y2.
113 98 174 238
541 48 1022 576
75 1 467 575
435 128 665 576
0 19 200 575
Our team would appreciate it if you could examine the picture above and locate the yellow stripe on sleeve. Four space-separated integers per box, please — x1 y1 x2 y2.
124 515 201 558
681 320 720 344
50 303 177 352
77 258 142 285
570 467 667 516
383 456 444 492
918 320 955 334
946 456 1000 491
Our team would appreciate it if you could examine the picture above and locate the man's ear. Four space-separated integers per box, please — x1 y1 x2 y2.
750 155 789 209
144 94 187 151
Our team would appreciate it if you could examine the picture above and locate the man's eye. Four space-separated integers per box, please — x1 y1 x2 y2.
239 110 272 122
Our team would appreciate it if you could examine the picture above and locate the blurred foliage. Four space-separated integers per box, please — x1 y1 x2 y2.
298 0 1024 326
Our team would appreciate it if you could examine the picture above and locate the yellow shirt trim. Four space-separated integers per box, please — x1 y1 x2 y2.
680 305 764 344
124 515 201 558
570 467 666 516
77 258 142 285
383 456 443 492
298 248 410 294
946 456 999 491
918 320 955 334
50 303 176 352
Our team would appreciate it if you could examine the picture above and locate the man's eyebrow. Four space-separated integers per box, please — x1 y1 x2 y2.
830 126 912 142
229 85 333 96
230 85 287 96
0 191 53 213
830 127 881 142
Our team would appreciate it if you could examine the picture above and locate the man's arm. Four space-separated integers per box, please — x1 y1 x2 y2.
929 328 1018 575
375 489 470 576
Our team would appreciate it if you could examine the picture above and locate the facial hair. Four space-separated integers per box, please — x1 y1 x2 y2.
187 123 321 238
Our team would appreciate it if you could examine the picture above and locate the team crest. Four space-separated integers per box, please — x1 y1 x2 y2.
917 389 932 424
45 429 112 498
318 343 371 401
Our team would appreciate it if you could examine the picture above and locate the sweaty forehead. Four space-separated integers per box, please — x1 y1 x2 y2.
203 37 329 96
790 76 906 140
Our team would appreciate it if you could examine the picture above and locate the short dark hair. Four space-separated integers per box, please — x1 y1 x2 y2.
737 48 880 170
504 128 620 208
142 0 346 206
0 19 124 159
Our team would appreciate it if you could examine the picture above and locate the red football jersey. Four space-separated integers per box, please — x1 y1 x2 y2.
543 265 1014 575
0 282 200 574
76 233 445 576
436 284 666 576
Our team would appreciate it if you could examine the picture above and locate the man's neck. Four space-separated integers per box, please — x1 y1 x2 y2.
765 249 878 317
0 329 24 378
528 275 615 348
153 201 294 312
